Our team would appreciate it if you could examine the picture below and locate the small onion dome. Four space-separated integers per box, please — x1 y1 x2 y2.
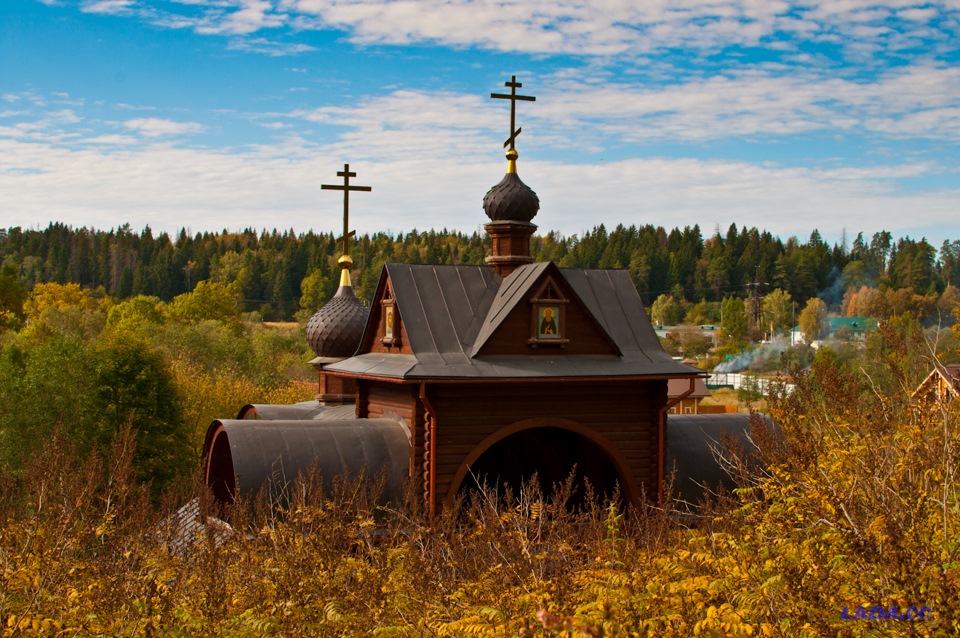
483 149 539 223
305 256 369 359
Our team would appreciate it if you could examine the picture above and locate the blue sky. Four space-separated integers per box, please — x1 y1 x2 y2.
2 0 960 248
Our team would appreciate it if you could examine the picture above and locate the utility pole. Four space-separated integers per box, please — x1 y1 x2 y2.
745 267 767 341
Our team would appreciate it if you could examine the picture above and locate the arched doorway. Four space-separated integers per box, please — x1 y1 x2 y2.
446 418 638 507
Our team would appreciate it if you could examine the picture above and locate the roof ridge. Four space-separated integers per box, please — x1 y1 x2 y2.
471 262 548 355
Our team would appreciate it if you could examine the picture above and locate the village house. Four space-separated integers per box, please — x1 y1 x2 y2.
913 363 960 409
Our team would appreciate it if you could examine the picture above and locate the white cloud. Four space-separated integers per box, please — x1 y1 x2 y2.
0 127 26 139
3 92 47 107
195 0 286 34
81 0 137 15
285 0 777 54
116 103 157 111
866 107 960 137
168 0 236 6
280 65 960 167
114 0 293 41
123 118 205 137
518 65 960 146
281 0 958 58
227 37 316 55
1 136 956 246
46 109 82 125
0 106 85 144
84 134 139 145
899 7 941 21
292 90 500 161
60 0 960 61
525 157 960 243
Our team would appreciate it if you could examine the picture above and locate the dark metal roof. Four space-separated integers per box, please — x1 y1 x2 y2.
380 262 500 367
472 261 548 354
326 262 700 380
563 268 664 362
203 417 410 506
483 172 540 222
238 402 356 421
305 284 369 359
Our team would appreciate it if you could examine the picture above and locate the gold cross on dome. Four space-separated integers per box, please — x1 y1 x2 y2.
491 75 536 150
321 163 371 258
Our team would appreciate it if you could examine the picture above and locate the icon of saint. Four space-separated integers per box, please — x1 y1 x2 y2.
384 306 395 338
539 307 558 337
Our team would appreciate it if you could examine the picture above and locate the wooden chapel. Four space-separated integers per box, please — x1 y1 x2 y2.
203 77 754 514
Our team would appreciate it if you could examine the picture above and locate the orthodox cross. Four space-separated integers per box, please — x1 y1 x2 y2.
491 75 536 150
321 163 371 258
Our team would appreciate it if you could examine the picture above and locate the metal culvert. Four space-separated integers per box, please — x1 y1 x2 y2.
202 417 410 507
666 413 776 509
236 402 347 421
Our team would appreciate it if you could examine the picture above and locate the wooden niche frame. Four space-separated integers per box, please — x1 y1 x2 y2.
528 277 569 348
380 282 401 347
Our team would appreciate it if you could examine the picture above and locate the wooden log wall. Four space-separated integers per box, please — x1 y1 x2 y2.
426 380 665 505
362 382 423 485
360 378 667 508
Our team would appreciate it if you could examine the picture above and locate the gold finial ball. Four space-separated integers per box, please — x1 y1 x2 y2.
506 148 519 161
338 254 353 267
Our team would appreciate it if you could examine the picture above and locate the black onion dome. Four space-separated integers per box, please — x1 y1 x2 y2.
483 151 540 223
305 285 369 358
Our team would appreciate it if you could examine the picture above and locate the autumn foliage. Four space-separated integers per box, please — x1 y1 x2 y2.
0 319 958 636
2 275 960 635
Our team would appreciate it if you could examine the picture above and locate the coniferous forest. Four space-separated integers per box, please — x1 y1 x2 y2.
1 221 959 635
2 222 957 321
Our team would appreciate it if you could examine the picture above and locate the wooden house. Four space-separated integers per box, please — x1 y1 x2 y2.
667 378 712 414
913 364 960 408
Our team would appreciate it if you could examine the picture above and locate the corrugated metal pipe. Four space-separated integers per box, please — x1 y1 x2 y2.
202 416 410 507
665 413 776 511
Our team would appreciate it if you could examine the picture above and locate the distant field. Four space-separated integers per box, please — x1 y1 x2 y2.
701 387 768 413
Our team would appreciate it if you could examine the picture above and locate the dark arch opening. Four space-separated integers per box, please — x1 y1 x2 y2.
206 428 236 506
459 427 623 507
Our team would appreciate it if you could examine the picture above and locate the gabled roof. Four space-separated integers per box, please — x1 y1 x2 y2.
914 363 960 401
381 262 499 366
471 262 621 356
667 378 712 399
327 262 700 380
471 261 549 354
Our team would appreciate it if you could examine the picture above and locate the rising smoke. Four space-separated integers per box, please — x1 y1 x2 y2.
714 338 791 373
